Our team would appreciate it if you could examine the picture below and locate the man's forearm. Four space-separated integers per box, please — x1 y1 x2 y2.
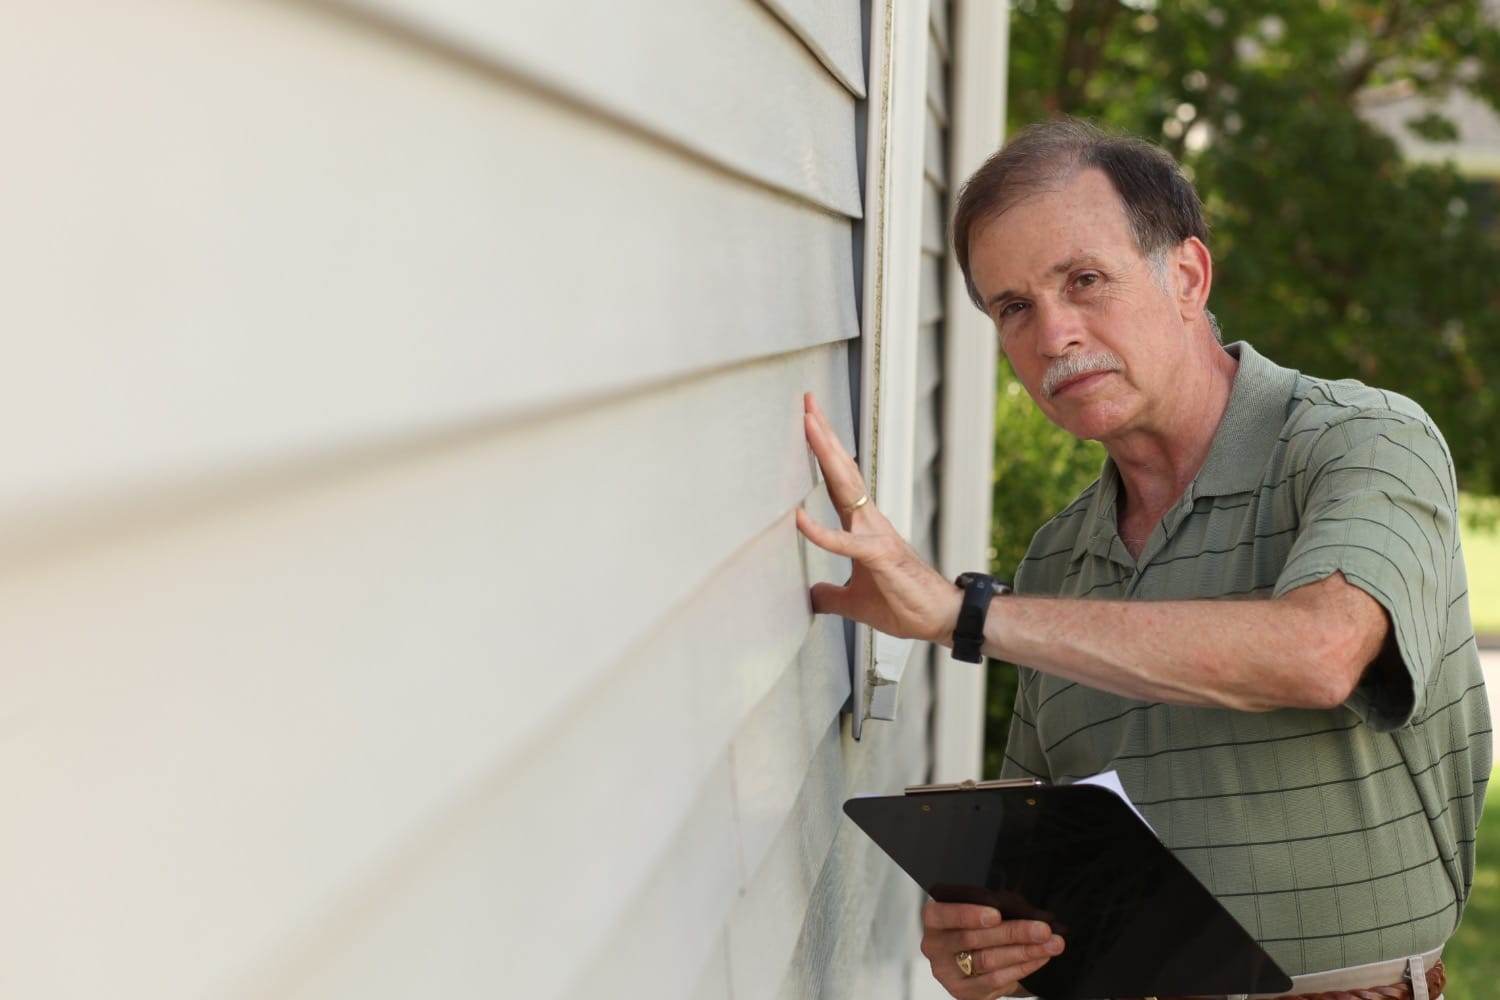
967 573 1388 712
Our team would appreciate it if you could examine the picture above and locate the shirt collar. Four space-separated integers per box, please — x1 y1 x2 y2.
1194 341 1300 496
1071 465 1128 564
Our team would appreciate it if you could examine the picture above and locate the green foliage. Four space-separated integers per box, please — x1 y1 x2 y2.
1443 770 1500 1000
988 367 1107 580
1406 111 1462 142
1006 0 1500 495
985 0 1500 764
984 364 1104 777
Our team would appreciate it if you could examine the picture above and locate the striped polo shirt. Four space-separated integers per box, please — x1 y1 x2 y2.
1000 341 1492 975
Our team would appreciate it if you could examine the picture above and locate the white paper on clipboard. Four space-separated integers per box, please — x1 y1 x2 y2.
1074 770 1155 833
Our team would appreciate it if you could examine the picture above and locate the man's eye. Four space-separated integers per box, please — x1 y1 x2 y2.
1075 272 1099 289
998 301 1027 320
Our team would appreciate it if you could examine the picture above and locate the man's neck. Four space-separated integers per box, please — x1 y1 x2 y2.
1109 345 1238 554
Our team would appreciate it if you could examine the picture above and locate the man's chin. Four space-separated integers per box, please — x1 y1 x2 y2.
1047 405 1130 445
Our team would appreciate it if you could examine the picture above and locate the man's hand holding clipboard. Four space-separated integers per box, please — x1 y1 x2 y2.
844 778 1291 1000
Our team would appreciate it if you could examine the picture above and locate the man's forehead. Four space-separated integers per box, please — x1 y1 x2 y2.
971 169 1128 243
968 175 1135 287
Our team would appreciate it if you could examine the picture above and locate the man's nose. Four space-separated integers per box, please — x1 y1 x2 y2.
1032 299 1085 356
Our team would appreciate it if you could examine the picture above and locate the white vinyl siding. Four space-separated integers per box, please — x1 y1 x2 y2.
0 2 975 999
915 0 950 562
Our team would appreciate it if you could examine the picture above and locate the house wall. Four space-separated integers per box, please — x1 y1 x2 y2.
0 1 1000 998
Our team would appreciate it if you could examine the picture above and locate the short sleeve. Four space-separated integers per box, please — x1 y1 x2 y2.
1274 405 1458 731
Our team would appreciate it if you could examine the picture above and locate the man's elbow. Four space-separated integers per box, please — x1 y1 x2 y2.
1274 574 1391 711
1297 619 1382 710
1300 665 1363 711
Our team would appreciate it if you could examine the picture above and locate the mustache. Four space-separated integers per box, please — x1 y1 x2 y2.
1040 352 1125 399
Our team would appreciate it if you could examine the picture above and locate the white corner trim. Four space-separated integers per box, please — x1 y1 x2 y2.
853 0 933 732
930 0 1008 777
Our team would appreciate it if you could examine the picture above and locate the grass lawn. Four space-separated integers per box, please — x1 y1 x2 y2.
1460 493 1500 636
1443 769 1499 1000
1449 498 1498 997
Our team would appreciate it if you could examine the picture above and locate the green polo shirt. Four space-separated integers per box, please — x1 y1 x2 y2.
1000 342 1492 975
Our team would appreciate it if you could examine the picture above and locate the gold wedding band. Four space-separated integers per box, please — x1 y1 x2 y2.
842 494 870 517
955 950 974 977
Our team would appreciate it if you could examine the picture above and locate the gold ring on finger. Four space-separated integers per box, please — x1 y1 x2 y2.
955 950 974 977
842 494 869 517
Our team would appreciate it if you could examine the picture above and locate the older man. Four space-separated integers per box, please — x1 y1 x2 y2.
798 119 1490 1000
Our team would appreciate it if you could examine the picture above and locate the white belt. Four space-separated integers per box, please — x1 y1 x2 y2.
1238 944 1445 1000
1134 945 1446 1000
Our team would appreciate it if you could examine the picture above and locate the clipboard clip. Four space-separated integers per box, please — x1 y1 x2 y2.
904 777 1045 795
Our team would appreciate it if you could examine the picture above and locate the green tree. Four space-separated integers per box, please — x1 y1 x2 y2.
984 0 1500 773
1008 0 1500 491
984 370 1103 777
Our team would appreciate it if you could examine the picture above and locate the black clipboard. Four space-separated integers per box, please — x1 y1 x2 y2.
843 779 1292 1000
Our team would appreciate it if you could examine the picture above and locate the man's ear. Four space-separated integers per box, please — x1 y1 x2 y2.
1173 236 1213 320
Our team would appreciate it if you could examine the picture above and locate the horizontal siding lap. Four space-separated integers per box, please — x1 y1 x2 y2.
857 860 925 1000
0 343 854 999
915 321 943 399
922 178 947 256
2 5 859 531
914 521 939 570
451 343 854 771
691 935 735 1000
236 510 837 998
914 326 941 569
759 0 867 99
489 516 826 990
336 0 862 216
569 770 744 1000
914 386 941 471
912 469 939 566
926 29 949 126
278 761 742 1000
732 612 853 884
728 490 941 1000
919 254 945 325
0 4 958 1000
914 531 937 571
741 648 935 1000
925 108 948 188
912 459 939 568
4 6 959 1000
775 682 932 999
727 716 850 1000
930 0 951 61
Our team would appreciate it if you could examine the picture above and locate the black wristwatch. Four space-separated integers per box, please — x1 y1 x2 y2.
951 572 1011 663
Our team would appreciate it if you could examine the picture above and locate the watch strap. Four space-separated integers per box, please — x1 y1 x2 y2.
951 572 1010 662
